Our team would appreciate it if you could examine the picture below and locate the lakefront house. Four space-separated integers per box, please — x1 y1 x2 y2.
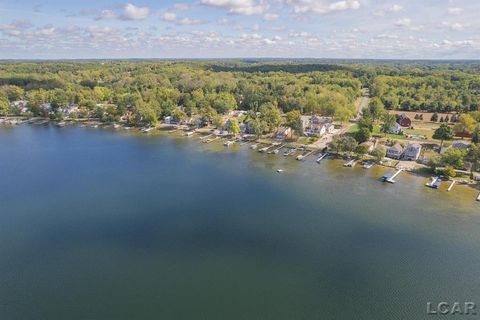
403 143 422 161
386 143 404 159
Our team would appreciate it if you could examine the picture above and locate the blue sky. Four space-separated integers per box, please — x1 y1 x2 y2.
0 0 479 59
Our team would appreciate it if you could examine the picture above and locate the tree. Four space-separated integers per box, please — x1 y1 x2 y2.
368 98 385 122
431 112 439 122
440 148 465 169
472 125 480 144
380 113 396 137
466 144 480 175
432 124 454 151
259 102 282 133
200 106 218 126
328 136 357 153
443 166 456 178
454 114 476 137
372 146 386 163
354 145 369 158
226 119 240 135
0 96 9 116
358 117 373 132
212 92 237 114
171 108 187 123
285 110 303 135
354 127 371 143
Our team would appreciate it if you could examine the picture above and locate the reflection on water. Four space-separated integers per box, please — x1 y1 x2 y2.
0 125 479 320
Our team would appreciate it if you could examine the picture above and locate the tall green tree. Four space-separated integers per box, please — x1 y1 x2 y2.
432 124 454 151
380 113 396 137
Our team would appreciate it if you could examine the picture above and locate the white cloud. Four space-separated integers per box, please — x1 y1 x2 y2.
200 0 269 15
395 18 411 27
122 3 150 20
447 7 463 15
162 11 205 25
374 4 403 16
288 0 361 14
162 12 177 22
263 13 279 21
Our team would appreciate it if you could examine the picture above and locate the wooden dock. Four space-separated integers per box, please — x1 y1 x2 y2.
383 168 403 183
268 144 284 154
477 193 480 202
316 153 328 163
447 180 456 192
204 136 220 143
343 159 356 167
297 150 314 161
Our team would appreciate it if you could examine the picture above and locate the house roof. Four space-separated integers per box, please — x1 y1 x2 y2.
452 141 470 149
389 143 403 152
406 143 421 149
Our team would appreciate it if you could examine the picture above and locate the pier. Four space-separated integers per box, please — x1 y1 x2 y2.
297 150 314 161
426 176 441 189
477 193 480 202
382 168 403 183
343 159 356 167
268 144 284 154
204 136 220 143
447 180 456 192
316 153 328 163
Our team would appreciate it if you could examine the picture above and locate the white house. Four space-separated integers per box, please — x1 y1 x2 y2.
275 127 292 140
403 143 422 161
389 123 403 134
301 115 334 136
386 143 403 159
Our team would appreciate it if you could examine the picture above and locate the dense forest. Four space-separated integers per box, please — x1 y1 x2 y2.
0 60 479 128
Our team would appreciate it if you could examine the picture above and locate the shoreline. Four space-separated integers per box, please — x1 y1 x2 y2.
2 116 479 202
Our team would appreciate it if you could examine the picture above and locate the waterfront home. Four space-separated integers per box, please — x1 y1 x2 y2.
40 103 52 114
11 100 29 114
389 122 403 134
301 115 334 136
164 116 173 124
403 143 422 161
396 113 412 127
275 126 293 140
386 143 404 159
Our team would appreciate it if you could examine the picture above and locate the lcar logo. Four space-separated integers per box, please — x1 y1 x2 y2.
427 302 476 316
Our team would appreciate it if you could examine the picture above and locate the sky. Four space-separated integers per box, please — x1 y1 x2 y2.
0 0 479 59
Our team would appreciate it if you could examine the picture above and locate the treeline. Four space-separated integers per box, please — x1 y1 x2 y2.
0 61 361 127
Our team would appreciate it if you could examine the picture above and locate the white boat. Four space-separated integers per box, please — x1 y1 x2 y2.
224 141 234 147
277 169 284 173
250 144 258 150
283 148 294 156
184 131 195 136
296 155 304 161
56 122 66 127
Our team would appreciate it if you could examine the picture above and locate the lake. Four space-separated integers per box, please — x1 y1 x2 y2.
0 125 479 320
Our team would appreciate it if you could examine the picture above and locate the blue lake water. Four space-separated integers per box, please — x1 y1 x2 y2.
0 125 479 320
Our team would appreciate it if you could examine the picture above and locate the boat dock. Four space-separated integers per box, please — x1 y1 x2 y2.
477 193 480 201
297 150 314 161
425 176 441 189
204 136 220 143
343 159 356 167
316 153 328 163
447 180 456 192
259 143 278 153
200 133 213 140
268 144 284 154
382 168 403 183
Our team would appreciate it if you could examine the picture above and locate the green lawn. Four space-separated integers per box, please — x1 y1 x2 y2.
349 124 433 140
